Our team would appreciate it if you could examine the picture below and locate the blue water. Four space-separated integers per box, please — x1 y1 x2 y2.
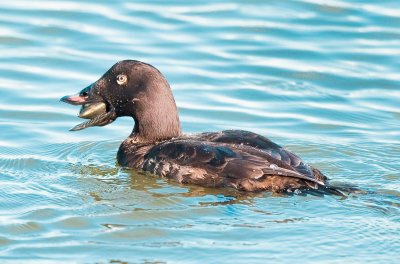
1 0 399 263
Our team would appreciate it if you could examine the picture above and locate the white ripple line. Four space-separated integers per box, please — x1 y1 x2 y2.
0 1 176 30
300 0 400 18
0 64 96 82
124 3 239 14
177 101 371 129
244 57 400 81
152 11 400 34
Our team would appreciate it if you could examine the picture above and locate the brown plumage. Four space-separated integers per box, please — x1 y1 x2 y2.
117 130 327 192
61 60 337 194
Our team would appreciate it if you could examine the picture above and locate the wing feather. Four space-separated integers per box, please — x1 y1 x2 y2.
142 138 325 191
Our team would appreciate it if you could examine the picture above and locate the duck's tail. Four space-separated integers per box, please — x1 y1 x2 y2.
305 167 362 196
306 181 363 197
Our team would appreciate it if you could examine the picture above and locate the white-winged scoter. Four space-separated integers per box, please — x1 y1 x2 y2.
61 60 339 194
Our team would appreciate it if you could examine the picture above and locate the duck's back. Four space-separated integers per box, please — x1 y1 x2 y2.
117 130 327 192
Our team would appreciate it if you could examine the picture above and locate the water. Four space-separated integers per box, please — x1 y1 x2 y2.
0 0 399 263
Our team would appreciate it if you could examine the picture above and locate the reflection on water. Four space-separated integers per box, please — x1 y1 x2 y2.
0 0 399 263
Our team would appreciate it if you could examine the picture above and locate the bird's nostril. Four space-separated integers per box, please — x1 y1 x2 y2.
80 92 88 97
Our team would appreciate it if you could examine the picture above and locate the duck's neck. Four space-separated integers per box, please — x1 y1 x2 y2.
131 115 181 143
130 100 182 143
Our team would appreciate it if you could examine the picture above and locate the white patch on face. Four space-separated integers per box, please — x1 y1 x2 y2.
116 74 127 85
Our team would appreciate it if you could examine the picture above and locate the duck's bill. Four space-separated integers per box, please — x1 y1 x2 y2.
61 94 115 131
70 108 115 131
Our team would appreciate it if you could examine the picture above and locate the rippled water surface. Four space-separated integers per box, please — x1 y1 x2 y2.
1 0 400 263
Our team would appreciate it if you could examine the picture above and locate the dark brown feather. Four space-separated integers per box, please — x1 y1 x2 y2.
117 130 328 192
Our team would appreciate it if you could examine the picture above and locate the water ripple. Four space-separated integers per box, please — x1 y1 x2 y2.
1 0 399 262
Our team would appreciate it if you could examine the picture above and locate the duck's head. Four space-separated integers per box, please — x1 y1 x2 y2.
61 60 181 141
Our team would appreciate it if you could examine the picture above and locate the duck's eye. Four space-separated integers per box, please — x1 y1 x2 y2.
116 74 127 85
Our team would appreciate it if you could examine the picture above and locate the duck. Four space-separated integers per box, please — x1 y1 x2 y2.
61 60 337 193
